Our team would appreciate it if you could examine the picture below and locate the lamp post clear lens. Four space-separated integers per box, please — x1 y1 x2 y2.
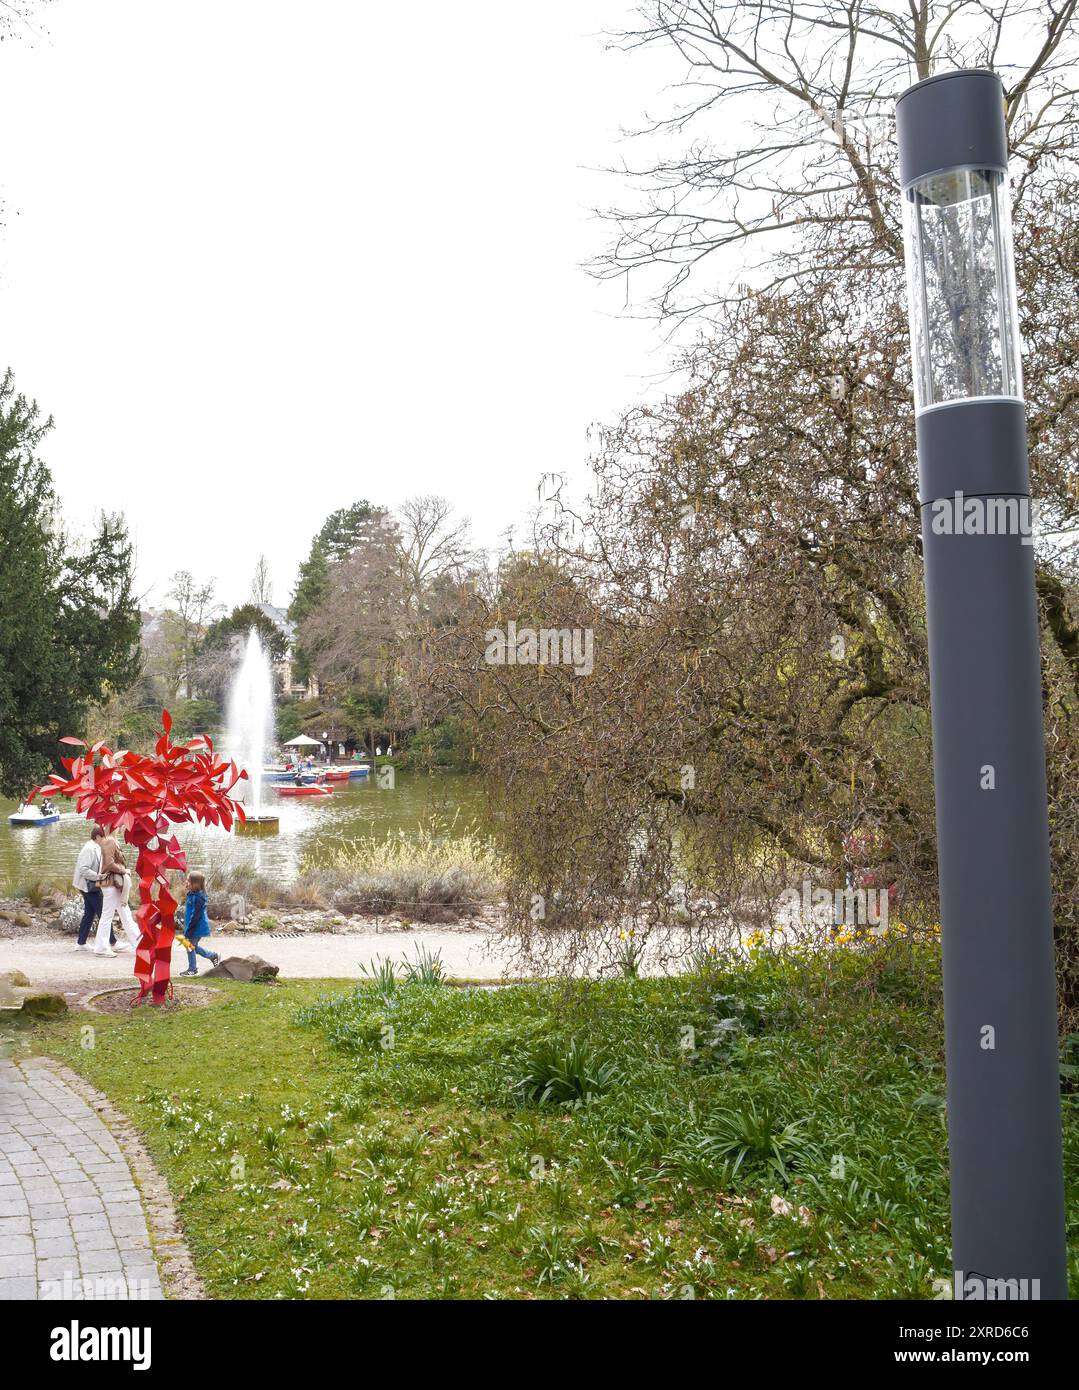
903 166 1023 413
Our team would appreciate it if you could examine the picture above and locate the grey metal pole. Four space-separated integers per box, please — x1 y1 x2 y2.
896 69 1067 1300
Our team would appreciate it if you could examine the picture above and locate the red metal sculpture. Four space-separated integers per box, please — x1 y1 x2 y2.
34 712 246 1005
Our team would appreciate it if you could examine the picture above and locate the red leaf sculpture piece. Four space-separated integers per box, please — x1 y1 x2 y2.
32 713 248 1006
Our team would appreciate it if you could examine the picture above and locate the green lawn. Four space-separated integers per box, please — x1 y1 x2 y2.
33 946 1079 1299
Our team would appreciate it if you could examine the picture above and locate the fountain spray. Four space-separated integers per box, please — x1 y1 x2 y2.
226 628 276 822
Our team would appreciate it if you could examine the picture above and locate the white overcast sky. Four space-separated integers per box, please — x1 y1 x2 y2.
0 0 687 612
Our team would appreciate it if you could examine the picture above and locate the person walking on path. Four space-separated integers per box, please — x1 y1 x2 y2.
72 826 107 951
179 872 219 976
92 833 141 957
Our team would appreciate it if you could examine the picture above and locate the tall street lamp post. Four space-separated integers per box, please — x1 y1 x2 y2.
896 68 1067 1300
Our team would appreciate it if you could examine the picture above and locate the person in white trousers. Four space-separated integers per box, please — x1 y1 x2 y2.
94 834 141 957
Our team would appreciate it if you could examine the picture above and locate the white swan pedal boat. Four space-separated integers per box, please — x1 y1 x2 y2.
8 802 61 827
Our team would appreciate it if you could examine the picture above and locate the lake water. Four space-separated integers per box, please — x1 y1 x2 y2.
0 771 487 892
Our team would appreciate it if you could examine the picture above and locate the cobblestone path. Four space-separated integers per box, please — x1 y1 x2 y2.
0 1058 162 1300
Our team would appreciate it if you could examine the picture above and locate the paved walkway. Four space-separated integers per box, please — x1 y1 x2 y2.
0 1059 162 1300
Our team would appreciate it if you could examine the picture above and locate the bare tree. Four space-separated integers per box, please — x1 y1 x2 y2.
0 0 55 233
250 553 273 606
164 570 221 698
596 1 1079 318
0 0 53 44
396 495 482 609
416 250 1079 1014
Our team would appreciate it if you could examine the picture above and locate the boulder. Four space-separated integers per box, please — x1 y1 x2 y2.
206 892 231 922
0 975 68 1018
203 955 279 983
18 991 68 1019
56 898 84 934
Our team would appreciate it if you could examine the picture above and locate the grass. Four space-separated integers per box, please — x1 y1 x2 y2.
33 943 1079 1300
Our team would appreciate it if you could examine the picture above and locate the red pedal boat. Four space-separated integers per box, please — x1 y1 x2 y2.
274 783 334 797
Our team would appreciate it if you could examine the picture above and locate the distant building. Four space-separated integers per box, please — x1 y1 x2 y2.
253 602 319 699
139 603 319 703
139 608 166 645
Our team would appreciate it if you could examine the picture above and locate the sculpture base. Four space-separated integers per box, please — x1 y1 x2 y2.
236 816 280 837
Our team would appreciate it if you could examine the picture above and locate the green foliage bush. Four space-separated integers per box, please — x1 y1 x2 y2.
396 719 474 771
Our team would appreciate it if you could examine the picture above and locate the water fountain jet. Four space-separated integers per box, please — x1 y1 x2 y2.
227 628 279 835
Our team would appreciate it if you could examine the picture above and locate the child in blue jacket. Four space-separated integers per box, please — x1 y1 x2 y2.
180 871 220 976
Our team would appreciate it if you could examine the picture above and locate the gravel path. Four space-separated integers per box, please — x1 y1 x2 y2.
0 1058 162 1300
0 928 514 990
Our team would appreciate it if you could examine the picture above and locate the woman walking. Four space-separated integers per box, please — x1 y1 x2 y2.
93 832 141 957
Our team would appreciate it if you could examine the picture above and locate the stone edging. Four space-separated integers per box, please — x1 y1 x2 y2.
77 984 226 1014
26 1056 206 1300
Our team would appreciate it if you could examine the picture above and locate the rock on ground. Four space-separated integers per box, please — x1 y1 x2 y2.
0 970 68 1018
203 956 280 983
